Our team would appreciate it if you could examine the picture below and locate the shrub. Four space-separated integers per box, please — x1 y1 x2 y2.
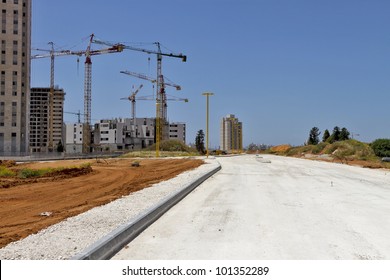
18 168 45 178
371 139 390 157
0 166 16 177
146 140 196 153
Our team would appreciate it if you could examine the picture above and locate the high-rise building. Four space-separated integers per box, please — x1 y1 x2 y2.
29 87 65 153
0 0 31 155
220 114 243 152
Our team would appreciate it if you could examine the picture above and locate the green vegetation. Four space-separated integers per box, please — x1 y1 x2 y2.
0 163 92 179
307 127 320 145
121 140 199 158
281 140 375 160
267 139 390 169
195 130 205 154
0 166 16 177
370 139 390 157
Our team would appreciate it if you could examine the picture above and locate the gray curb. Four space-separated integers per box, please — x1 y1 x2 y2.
71 162 221 260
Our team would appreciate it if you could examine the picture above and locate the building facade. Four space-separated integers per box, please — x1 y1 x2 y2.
64 122 83 154
0 0 31 155
169 122 186 143
63 117 187 153
220 114 243 152
29 87 65 153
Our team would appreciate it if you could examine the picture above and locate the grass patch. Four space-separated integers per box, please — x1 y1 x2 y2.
18 168 47 179
265 139 385 167
0 166 16 177
121 150 199 158
121 140 200 158
15 163 92 179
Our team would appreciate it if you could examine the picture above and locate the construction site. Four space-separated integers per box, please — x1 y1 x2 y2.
28 34 189 156
0 0 203 255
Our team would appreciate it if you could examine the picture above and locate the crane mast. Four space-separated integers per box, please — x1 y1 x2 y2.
94 38 186 156
32 44 82 152
49 42 55 152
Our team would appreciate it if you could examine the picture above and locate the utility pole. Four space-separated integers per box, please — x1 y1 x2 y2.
202 92 214 158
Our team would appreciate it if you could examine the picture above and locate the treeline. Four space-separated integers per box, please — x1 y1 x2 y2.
307 126 350 145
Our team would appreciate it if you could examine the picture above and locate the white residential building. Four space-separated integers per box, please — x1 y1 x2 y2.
64 122 83 154
169 122 186 143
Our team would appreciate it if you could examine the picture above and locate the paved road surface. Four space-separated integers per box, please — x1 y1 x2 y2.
112 155 390 259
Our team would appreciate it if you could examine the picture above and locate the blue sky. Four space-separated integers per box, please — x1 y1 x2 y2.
31 0 390 148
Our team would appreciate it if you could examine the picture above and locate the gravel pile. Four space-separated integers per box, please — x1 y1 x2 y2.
0 158 219 260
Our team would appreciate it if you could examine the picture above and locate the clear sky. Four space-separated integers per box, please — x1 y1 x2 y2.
31 0 390 148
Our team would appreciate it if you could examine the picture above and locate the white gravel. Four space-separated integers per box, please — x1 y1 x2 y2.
0 158 219 260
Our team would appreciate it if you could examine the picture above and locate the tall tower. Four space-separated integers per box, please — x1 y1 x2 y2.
220 114 243 153
29 87 65 153
0 0 31 155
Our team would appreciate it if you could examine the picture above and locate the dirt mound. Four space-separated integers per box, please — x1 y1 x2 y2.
0 158 203 248
0 164 93 189
0 160 16 167
270 144 291 153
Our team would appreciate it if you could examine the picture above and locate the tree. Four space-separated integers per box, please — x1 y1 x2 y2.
307 127 321 145
195 130 205 154
322 129 330 142
340 127 350 141
329 126 341 143
56 140 64 153
371 139 390 157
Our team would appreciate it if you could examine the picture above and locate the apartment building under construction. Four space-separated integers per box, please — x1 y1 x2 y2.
29 87 65 153
220 114 243 152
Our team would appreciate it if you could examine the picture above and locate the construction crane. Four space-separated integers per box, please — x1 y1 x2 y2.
32 43 83 152
32 34 124 153
93 38 186 156
120 70 181 121
120 84 143 135
81 34 124 153
64 111 86 123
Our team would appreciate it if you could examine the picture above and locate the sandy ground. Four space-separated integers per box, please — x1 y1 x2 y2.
0 158 203 248
113 154 390 260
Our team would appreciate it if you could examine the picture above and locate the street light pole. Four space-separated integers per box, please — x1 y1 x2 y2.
202 92 214 158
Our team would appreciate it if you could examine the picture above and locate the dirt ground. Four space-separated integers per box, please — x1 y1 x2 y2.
0 158 203 248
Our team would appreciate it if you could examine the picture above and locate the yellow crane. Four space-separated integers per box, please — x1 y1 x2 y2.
31 34 124 153
93 38 186 156
120 70 185 155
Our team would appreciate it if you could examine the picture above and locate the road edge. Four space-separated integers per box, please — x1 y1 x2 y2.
71 161 221 260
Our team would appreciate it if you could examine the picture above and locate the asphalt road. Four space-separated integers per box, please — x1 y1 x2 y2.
112 155 390 260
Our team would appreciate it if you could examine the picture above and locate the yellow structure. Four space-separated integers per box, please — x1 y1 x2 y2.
202 92 214 158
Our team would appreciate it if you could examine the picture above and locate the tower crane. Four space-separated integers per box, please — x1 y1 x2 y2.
120 70 181 124
93 38 186 156
64 111 86 123
32 43 83 152
120 84 143 135
81 34 124 153
31 34 124 153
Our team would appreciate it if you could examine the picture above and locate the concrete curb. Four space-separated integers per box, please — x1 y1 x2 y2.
71 162 221 260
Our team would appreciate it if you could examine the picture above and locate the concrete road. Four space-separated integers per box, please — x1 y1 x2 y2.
112 155 390 260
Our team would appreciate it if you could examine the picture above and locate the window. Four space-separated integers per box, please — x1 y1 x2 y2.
1 10 6 34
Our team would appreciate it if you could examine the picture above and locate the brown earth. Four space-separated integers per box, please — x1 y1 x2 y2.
0 158 203 248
